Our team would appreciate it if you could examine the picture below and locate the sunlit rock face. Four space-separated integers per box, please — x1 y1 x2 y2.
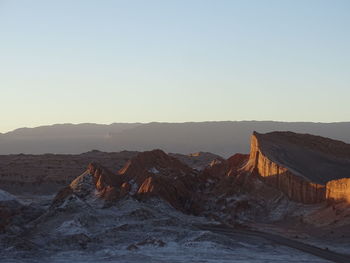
51 163 123 210
244 131 350 204
327 178 350 203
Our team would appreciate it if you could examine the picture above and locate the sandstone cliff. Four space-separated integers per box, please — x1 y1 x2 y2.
326 178 350 203
244 131 350 204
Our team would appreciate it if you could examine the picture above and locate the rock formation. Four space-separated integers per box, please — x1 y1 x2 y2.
52 150 201 213
0 150 219 195
120 149 201 212
326 178 350 203
51 162 123 209
244 131 350 204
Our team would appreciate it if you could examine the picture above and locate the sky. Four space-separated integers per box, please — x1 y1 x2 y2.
0 0 350 133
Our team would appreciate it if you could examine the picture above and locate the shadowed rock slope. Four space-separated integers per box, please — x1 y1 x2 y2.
0 189 42 233
169 152 225 171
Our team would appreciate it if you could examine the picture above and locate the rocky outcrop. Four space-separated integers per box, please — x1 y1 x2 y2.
226 154 250 176
326 178 350 203
244 131 350 204
195 152 289 224
53 150 201 213
119 150 201 212
137 176 195 212
0 149 216 195
52 163 123 207
119 150 193 181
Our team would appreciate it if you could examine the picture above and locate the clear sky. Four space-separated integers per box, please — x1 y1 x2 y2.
1 0 349 133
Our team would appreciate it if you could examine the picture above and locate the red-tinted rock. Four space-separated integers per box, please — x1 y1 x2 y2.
226 153 249 176
137 176 192 211
243 131 350 204
53 149 202 213
88 162 122 191
119 150 201 213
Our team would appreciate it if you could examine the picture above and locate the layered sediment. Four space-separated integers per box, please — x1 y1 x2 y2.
245 131 350 204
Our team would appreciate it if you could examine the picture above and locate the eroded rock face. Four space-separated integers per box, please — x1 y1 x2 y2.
195 152 289 224
227 154 250 176
120 150 201 213
137 176 195 212
53 150 201 213
49 138 350 226
326 178 350 203
119 150 196 183
52 163 122 208
244 131 350 204
0 150 223 196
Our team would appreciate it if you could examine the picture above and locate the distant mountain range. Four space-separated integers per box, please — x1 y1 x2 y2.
1 121 350 157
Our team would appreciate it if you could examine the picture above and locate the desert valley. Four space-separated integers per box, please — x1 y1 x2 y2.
3 1 350 262
1 126 350 262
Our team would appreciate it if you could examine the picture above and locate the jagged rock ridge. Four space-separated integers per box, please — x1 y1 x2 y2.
53 150 202 213
0 150 222 195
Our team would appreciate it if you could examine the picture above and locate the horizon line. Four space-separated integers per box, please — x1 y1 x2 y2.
2 120 350 134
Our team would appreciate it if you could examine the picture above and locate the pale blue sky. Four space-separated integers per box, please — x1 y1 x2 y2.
0 0 349 132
